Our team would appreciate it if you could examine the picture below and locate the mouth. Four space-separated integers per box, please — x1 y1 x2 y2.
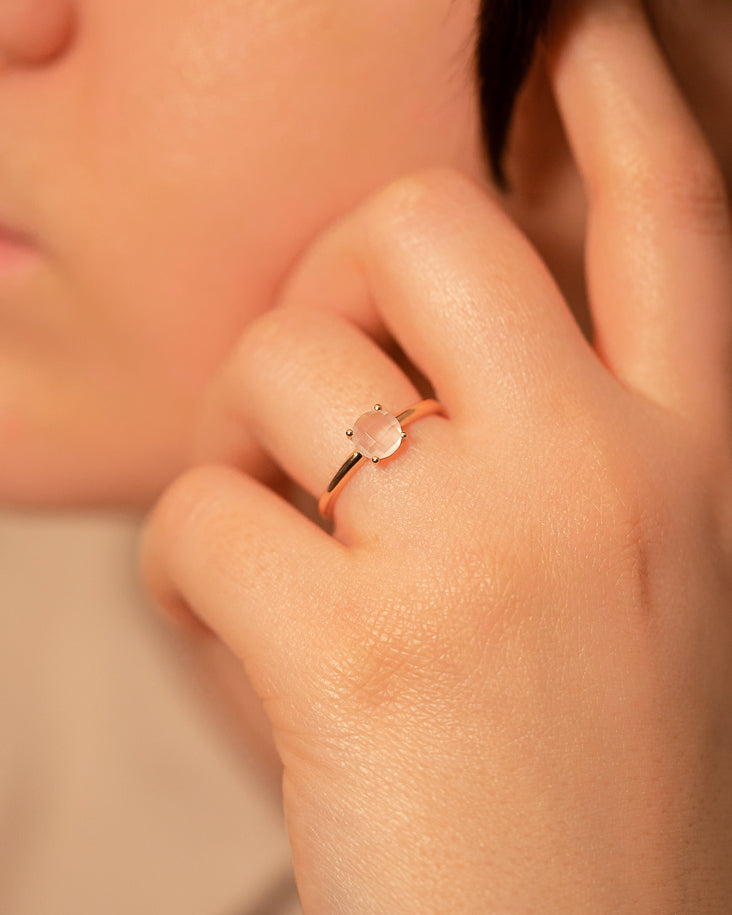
0 221 39 274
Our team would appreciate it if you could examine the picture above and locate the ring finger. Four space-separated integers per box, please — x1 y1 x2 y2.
194 301 452 543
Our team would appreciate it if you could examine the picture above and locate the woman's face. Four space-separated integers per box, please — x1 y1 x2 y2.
0 0 488 507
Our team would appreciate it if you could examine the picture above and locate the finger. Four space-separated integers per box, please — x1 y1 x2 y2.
274 168 604 433
546 0 732 432
195 302 447 543
139 463 348 699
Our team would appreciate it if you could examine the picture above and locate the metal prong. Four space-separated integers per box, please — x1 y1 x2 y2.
401 432 407 438
346 429 354 437
373 404 381 411
371 456 379 463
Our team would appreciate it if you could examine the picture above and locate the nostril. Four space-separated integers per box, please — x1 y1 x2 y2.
0 0 75 66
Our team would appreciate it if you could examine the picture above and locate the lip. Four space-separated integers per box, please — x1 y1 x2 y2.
0 221 39 272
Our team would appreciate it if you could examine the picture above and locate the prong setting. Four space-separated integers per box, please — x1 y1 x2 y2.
346 405 403 462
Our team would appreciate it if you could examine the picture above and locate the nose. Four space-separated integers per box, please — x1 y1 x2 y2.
0 0 74 66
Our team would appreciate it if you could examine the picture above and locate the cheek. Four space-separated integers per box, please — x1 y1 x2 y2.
66 2 445 394
0 0 484 506
69 1 325 396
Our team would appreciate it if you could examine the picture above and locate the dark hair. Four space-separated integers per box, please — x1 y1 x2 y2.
476 0 553 191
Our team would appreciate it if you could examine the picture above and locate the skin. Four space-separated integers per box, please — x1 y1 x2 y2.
1 0 730 508
143 1 732 910
0 0 489 507
3 0 732 909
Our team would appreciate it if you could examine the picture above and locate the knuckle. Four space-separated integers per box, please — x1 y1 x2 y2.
608 133 730 234
230 304 291 367
367 165 482 236
221 304 334 416
548 417 664 623
235 299 337 369
596 460 672 632
154 462 229 528
140 464 237 615
593 413 732 634
147 463 242 572
603 491 659 627
143 465 201 552
659 143 729 232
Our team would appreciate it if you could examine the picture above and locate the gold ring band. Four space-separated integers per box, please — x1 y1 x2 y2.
318 398 446 519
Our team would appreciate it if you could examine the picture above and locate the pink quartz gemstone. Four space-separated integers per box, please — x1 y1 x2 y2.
350 408 403 460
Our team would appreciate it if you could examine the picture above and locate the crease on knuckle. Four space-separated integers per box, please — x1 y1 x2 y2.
551 419 663 631
589 458 663 635
608 500 656 627
604 137 730 235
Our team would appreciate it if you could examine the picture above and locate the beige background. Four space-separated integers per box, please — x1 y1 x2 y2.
0 508 301 915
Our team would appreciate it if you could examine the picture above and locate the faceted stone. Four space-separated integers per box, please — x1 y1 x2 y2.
350 408 403 460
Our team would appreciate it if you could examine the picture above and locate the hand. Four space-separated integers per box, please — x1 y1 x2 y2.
140 1 732 910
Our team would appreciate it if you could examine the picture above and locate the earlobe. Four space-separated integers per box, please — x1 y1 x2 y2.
0 0 75 67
